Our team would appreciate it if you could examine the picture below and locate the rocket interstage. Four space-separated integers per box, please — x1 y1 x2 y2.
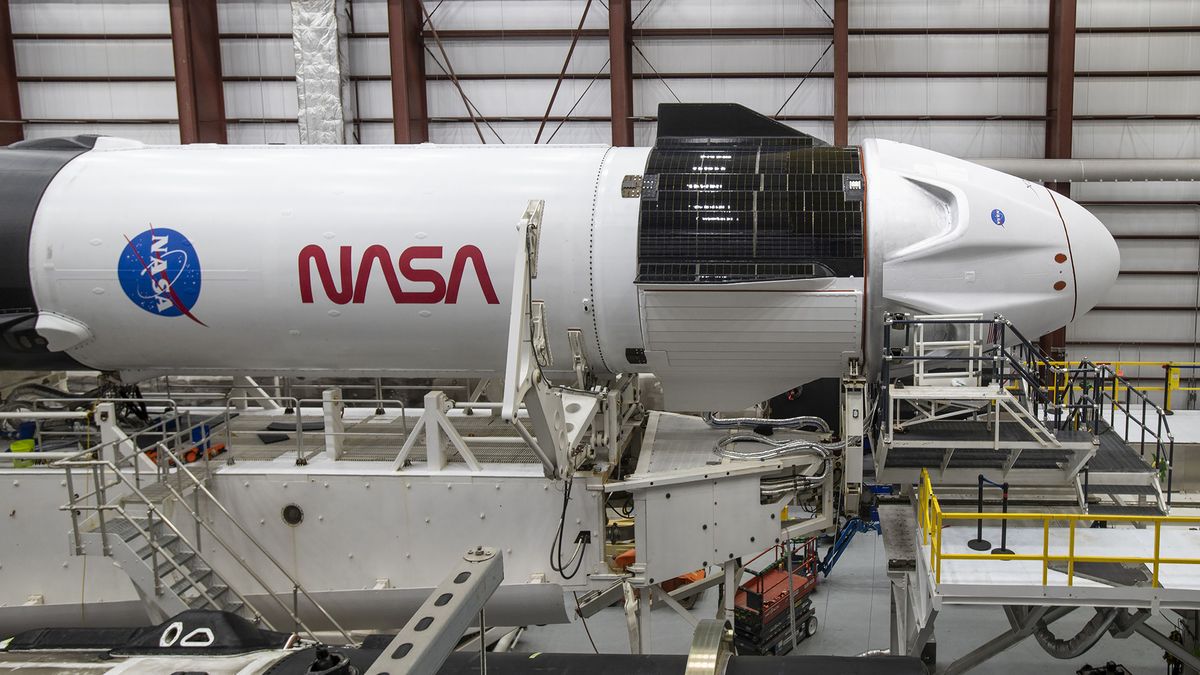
0 105 1118 411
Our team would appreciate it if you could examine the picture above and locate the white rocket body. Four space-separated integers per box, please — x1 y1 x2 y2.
12 128 1118 411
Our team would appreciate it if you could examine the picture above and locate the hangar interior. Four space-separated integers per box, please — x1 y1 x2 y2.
0 1 1199 674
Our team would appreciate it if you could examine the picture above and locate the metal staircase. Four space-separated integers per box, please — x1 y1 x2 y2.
877 314 1094 486
74 476 255 624
875 315 1173 516
1064 364 1176 515
56 404 353 642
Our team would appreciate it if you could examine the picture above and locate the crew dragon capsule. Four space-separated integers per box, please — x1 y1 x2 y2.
0 104 1118 411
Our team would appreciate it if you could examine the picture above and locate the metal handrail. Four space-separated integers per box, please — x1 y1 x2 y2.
52 404 355 644
1090 362 1175 503
222 396 305 463
53 404 231 492
919 469 1195 586
1044 360 1200 411
58 459 267 628
140 438 355 645
882 313 1066 437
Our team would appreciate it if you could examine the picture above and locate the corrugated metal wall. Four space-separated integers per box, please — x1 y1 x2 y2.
5 0 1200 405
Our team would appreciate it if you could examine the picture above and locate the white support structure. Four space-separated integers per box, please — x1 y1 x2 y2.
391 391 482 472
322 387 345 461
365 547 504 675
235 376 282 411
502 200 603 479
95 402 141 467
842 367 866 499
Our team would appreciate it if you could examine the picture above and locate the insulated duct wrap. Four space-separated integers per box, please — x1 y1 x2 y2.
1033 608 1119 659
291 0 351 144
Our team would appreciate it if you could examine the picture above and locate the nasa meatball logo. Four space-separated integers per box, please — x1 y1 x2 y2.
117 226 206 326
990 208 1006 227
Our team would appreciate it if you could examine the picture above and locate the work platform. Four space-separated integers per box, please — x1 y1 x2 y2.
880 420 1091 472
217 408 543 465
881 469 1200 675
876 315 1173 518
882 499 1200 610
931 522 1200 604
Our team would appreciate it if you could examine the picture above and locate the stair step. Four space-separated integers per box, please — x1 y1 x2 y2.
134 535 180 559
138 481 185 503
170 570 214 596
187 584 229 609
156 552 196 575
1088 504 1166 517
883 447 1069 470
1085 484 1159 496
105 519 146 542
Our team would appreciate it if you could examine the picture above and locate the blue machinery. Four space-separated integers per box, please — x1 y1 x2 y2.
818 516 881 577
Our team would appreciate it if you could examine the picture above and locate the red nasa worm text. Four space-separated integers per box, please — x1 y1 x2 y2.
299 245 500 305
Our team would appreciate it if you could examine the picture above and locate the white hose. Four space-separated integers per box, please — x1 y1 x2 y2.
713 433 843 461
703 412 831 434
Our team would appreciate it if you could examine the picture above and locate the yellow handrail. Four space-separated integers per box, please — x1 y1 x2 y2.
1046 360 1200 411
918 470 1200 586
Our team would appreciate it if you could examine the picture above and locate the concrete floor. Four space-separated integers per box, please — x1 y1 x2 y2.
517 532 1179 674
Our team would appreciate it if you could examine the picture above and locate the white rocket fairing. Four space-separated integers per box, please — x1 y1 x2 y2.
0 105 1118 410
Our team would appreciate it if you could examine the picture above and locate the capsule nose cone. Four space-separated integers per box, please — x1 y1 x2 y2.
1054 192 1120 319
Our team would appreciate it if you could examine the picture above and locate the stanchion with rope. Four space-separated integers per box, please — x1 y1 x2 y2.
966 474 1015 555
992 480 1014 556
967 474 991 551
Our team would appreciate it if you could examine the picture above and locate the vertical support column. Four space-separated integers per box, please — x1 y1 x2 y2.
842 375 865 499
423 391 445 471
832 0 849 146
1045 0 1077 179
322 388 345 461
637 585 653 653
1040 0 1077 358
0 0 21 145
387 0 428 143
169 0 227 144
607 0 634 146
721 560 738 621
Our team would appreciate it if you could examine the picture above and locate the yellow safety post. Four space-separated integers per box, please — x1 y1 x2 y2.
920 469 930 545
1165 363 1179 412
1042 517 1050 585
935 500 943 584
1153 520 1162 587
1068 520 1076 586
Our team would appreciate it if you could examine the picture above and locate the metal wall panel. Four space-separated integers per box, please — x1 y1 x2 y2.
21 121 181 143
1078 0 1200 27
14 39 174 77
851 0 1046 28
850 120 1044 157
9 0 169 32
850 34 1048 71
220 38 294 77
18 80 177 118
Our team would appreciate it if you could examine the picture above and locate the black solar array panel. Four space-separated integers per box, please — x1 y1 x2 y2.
636 137 865 284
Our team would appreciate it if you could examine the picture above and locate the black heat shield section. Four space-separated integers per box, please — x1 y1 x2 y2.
636 112 864 284
0 136 96 370
657 102 827 145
